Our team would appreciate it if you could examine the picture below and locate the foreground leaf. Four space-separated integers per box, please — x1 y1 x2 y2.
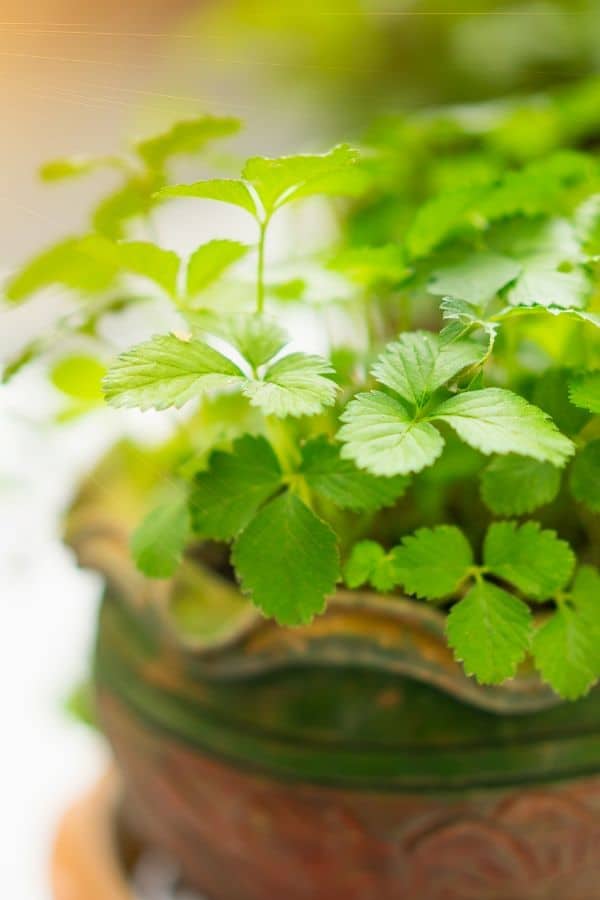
299 437 408 512
343 541 398 592
156 178 257 217
372 332 484 408
533 602 599 699
484 521 575 599
131 494 190 578
447 580 532 684
480 455 561 515
338 391 445 476
232 492 339 624
432 388 575 467
391 526 473 600
103 334 244 410
190 436 282 540
242 353 337 417
507 266 590 310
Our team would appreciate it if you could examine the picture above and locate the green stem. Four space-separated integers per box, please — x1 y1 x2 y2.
256 218 269 315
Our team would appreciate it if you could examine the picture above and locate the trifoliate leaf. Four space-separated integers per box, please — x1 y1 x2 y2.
480 455 561 515
428 252 521 303
570 440 600 512
533 603 599 699
186 240 249 297
330 245 411 287
390 526 473 600
483 521 575 600
232 492 339 625
343 541 398 592
135 116 240 170
190 436 282 540
242 353 337 418
103 334 244 410
432 388 575 467
131 494 190 578
299 437 408 512
569 371 600 413
507 266 590 310
371 332 484 407
338 391 445 476
156 179 258 217
221 316 287 369
242 144 359 213
5 236 119 301
447 581 532 684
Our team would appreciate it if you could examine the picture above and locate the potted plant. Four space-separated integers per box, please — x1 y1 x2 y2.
5 84 600 899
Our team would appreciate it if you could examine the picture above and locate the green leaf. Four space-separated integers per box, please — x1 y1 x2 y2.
299 437 408 512
330 244 411 287
338 391 445 476
571 565 600 623
135 116 240 170
50 355 106 402
156 179 258 217
131 494 190 578
232 492 339 625
40 154 123 181
484 521 575 600
103 334 244 410
242 353 337 418
569 371 600 413
570 440 600 512
480 455 561 515
507 266 591 310
221 316 287 369
439 296 498 345
533 602 599 699
371 332 484 407
432 388 575 467
97 240 180 296
186 240 249 297
390 526 473 600
5 236 119 301
447 580 532 684
242 144 359 213
428 252 521 303
343 541 398 592
406 185 484 259
92 175 160 240
190 436 282 540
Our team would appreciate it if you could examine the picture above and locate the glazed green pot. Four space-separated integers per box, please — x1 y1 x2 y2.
68 449 600 900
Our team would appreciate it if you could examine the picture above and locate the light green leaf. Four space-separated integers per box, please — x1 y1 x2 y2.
92 175 160 240
242 144 359 213
156 179 257 217
429 252 521 302
190 436 282 540
570 440 600 512
5 236 119 302
484 521 575 600
98 240 180 296
390 526 473 600
439 296 498 345
40 154 123 181
406 185 484 259
480 455 561 515
507 266 591 310
242 353 337 418
447 580 532 684
103 334 244 410
343 541 398 592
569 371 600 413
50 355 106 402
232 492 339 625
221 316 287 369
131 494 190 578
432 388 575 467
329 244 411 287
135 116 240 169
338 391 445 476
299 437 408 512
571 565 600 622
371 332 484 407
533 603 599 700
186 240 249 297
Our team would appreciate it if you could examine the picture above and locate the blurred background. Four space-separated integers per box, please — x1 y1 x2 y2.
2 2 600 897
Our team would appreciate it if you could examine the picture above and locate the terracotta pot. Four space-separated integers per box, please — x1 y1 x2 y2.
65 449 600 900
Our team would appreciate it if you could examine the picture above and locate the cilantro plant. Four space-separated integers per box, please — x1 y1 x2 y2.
3 90 600 700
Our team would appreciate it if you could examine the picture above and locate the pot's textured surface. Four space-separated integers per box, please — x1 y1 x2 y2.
95 592 600 900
